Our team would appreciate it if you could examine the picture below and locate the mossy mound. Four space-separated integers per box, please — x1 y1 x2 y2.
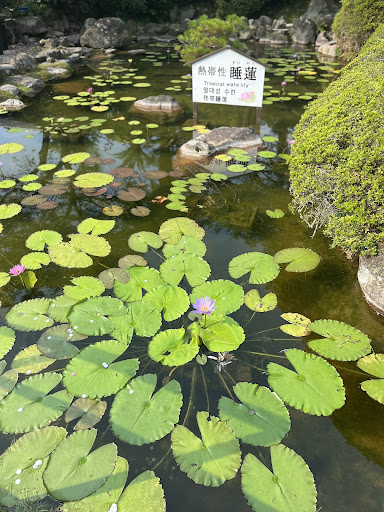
333 0 384 55
289 25 384 257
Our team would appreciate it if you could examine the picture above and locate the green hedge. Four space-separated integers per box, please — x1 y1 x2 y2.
333 0 384 55
289 24 384 256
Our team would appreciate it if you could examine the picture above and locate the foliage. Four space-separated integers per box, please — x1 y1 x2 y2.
176 15 247 63
216 0 267 18
332 0 384 56
289 25 384 256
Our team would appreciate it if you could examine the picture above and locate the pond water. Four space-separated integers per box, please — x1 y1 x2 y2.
0 44 384 512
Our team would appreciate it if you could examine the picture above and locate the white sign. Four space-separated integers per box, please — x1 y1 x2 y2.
192 47 265 108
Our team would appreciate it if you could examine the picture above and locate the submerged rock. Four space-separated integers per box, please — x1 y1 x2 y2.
132 95 181 112
0 98 26 111
358 249 384 316
177 126 262 161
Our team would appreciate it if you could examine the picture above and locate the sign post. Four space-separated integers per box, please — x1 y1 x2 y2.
190 46 265 132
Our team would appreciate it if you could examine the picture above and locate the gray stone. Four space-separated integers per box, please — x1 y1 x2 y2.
80 17 131 48
133 95 181 112
239 30 252 41
4 19 18 45
259 15 272 26
80 18 97 36
35 49 66 62
15 16 47 36
306 0 339 23
293 16 317 45
270 32 290 45
255 25 267 40
177 127 262 161
44 66 72 79
274 18 286 29
0 98 25 111
11 52 37 71
358 248 384 316
126 48 146 55
317 41 338 57
315 30 330 46
0 84 20 96
0 64 16 76
8 75 45 97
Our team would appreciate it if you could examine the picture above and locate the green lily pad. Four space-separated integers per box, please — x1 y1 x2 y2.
0 372 72 433
0 203 21 220
6 298 54 332
74 173 114 188
37 324 84 359
109 301 162 344
228 252 280 284
0 426 67 508
219 383 290 446
64 276 105 301
198 315 245 352
0 273 11 288
68 234 111 257
47 295 78 323
171 411 241 487
37 163 56 172
143 285 190 321
262 136 279 142
266 209 284 218
0 363 18 401
110 374 182 445
247 163 266 171
244 289 278 312
190 280 244 315
77 218 115 236
280 312 311 336
148 328 199 366
118 254 147 269
68 297 126 336
159 217 205 245
43 429 117 502
63 339 139 398
11 344 55 374
98 267 130 288
20 252 50 270
0 326 15 358
117 470 165 512
258 151 276 158
160 253 211 287
25 230 62 251
227 164 247 173
65 397 107 430
274 248 320 272
49 243 93 268
308 319 372 361
113 267 164 302
241 445 317 512
55 169 76 177
62 152 91 164
210 173 227 181
162 235 206 259
0 179 16 189
128 231 163 253
267 348 346 416
0 142 24 154
357 354 384 404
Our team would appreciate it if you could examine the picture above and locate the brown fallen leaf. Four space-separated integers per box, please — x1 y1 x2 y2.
151 195 168 204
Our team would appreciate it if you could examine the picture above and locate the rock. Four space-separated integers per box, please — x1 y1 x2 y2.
274 18 286 29
0 84 20 96
239 30 252 41
80 17 131 48
43 37 59 48
293 16 317 45
40 59 73 79
0 64 16 76
177 127 262 161
358 248 384 316
8 75 45 97
270 31 290 45
15 16 47 35
315 30 330 46
317 41 338 57
80 17 97 36
259 15 272 26
133 95 180 112
255 25 267 39
306 0 340 23
127 48 146 55
35 49 65 62
0 98 25 111
322 14 335 30
11 52 37 71
4 19 18 45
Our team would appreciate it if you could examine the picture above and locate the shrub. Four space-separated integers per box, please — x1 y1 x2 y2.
332 0 384 55
289 24 384 257
176 14 247 63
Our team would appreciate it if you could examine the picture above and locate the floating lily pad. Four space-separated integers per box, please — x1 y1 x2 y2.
0 426 67 508
62 152 91 164
128 231 163 253
280 312 311 337
64 276 105 301
357 354 384 404
219 383 290 446
244 289 277 312
159 217 205 245
109 167 135 177
63 339 138 398
12 344 55 374
111 373 182 445
308 319 372 361
247 163 266 171
47 296 78 323
22 182 42 192
103 205 124 216
0 142 24 154
267 349 346 415
6 298 53 332
160 253 211 287
0 372 72 433
172 411 241 487
55 169 76 178
0 327 15 358
131 206 151 217
37 324 84 359
21 195 47 206
98 267 130 288
229 252 280 284
114 267 164 302
0 203 21 220
148 328 199 366
68 296 126 336
266 209 284 218
74 173 114 188
190 280 244 315
110 301 162 344
258 151 276 158
144 284 190 321
77 218 115 236
25 230 62 251
49 243 93 268
117 188 146 201
274 248 320 272
43 429 117 502
37 201 58 210
198 314 245 352
241 445 317 512
38 184 67 196
0 273 10 288
227 164 247 173
117 470 165 512
20 252 50 270
162 236 206 259
65 397 107 430
0 180 15 189
118 254 147 269
262 136 279 142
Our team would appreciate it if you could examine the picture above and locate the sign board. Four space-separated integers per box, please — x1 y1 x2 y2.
191 47 265 108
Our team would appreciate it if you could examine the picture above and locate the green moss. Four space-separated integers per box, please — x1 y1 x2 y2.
289 25 384 256
0 91 17 101
332 0 384 56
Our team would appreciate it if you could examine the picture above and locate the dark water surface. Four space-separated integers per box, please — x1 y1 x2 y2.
1 44 384 511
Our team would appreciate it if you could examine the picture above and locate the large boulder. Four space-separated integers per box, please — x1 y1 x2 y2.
15 16 47 35
306 0 340 23
11 53 37 72
8 75 45 97
358 248 384 316
132 95 181 112
0 98 26 111
80 18 97 36
0 84 20 96
80 17 131 48
292 16 317 45
177 126 262 161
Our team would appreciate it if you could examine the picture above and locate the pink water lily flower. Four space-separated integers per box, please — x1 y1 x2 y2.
9 264 26 276
281 81 287 86
288 139 295 145
87 87 93 93
192 296 216 315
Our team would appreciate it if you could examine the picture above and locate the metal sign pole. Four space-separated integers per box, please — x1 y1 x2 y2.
193 102 198 125
256 107 262 135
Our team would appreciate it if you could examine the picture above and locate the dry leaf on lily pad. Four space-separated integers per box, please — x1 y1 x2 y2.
109 167 135 177
144 170 168 179
21 196 47 206
117 188 146 201
65 397 107 430
130 206 150 217
82 187 108 197
36 201 58 210
38 185 67 196
102 205 124 216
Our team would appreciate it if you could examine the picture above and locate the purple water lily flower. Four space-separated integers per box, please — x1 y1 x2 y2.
281 81 287 86
9 264 26 276
192 296 216 315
